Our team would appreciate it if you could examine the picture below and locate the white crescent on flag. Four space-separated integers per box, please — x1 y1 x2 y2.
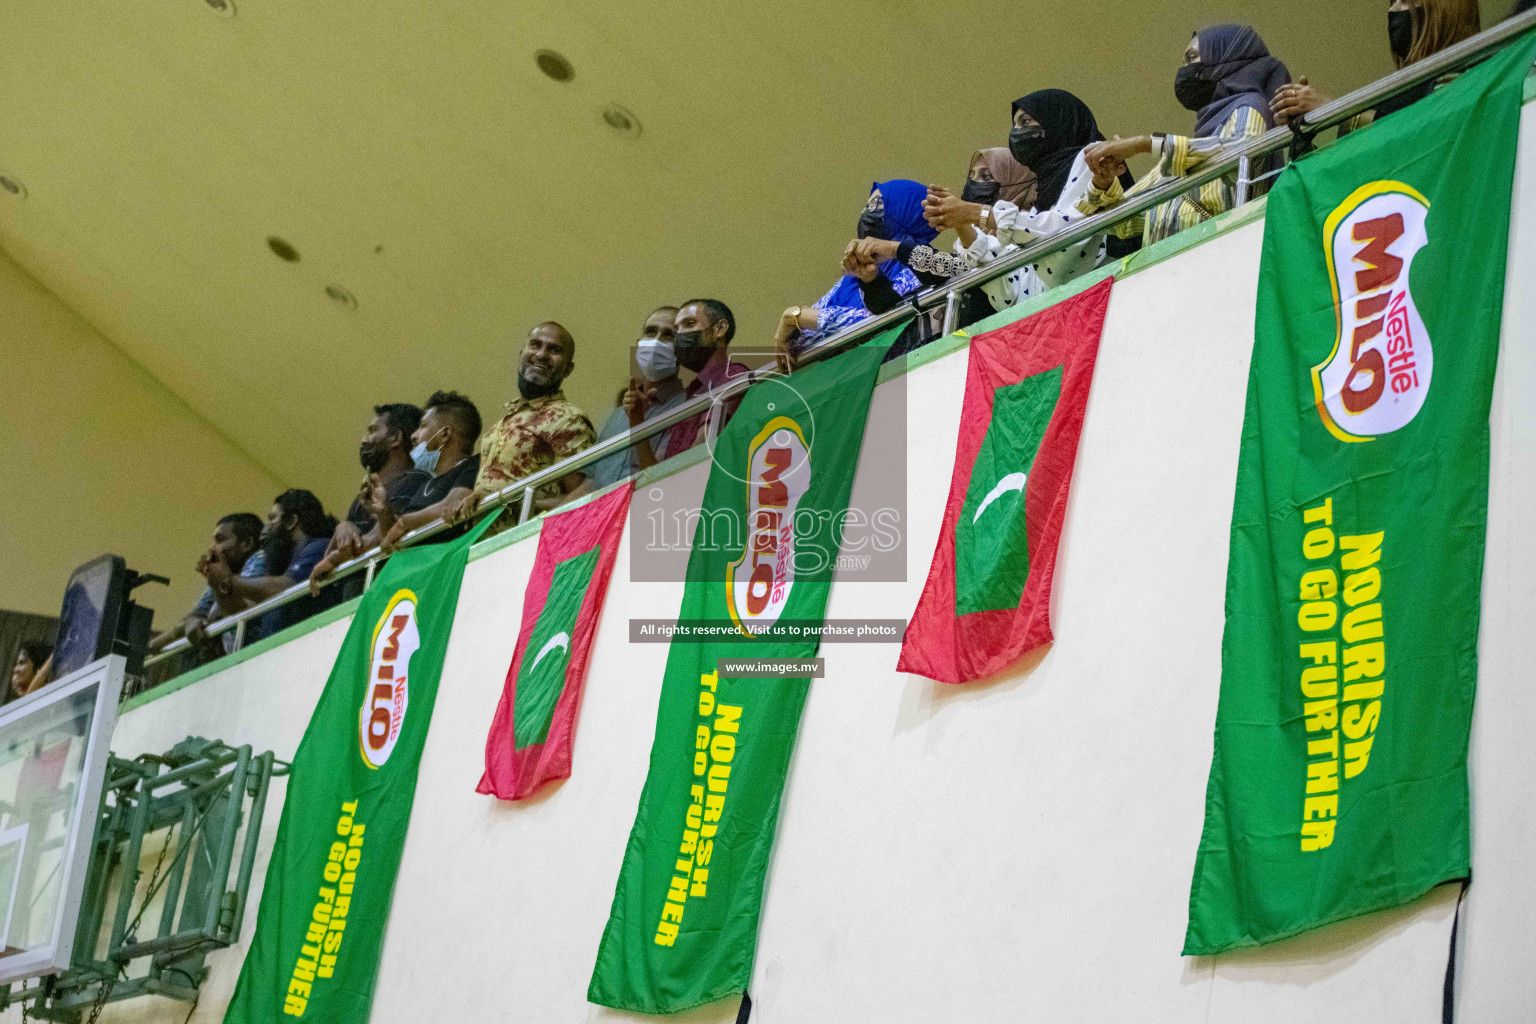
529 631 571 673
973 472 1028 523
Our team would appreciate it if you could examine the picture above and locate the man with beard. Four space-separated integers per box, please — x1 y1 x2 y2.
452 321 595 524
149 511 266 658
202 489 339 640
329 403 428 561
316 404 429 599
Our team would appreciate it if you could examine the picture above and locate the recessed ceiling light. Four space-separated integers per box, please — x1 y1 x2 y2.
267 236 300 262
0 173 26 199
204 0 235 16
535 49 574 83
325 284 357 310
602 104 641 137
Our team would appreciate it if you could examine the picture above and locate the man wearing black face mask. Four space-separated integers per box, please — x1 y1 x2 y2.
664 299 750 454
327 403 428 570
1080 25 1288 247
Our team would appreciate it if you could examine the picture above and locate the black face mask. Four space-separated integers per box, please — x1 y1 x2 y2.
961 178 1001 204
674 329 716 372
1175 64 1217 111
1388 9 1414 60
1007 125 1048 169
856 209 886 240
358 440 389 473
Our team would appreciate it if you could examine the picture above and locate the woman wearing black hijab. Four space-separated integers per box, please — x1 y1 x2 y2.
925 88 1120 311
1079 25 1289 246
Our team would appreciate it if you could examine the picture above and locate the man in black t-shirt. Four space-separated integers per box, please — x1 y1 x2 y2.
331 403 429 555
308 392 483 593
316 403 429 599
379 391 483 549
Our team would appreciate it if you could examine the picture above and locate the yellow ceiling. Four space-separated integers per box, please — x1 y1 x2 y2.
0 0 1398 513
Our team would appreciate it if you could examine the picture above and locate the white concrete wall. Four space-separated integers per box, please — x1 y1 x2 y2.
51 110 1536 1024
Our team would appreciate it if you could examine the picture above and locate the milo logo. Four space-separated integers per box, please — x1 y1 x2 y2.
1312 181 1433 442
359 589 419 768
726 417 811 636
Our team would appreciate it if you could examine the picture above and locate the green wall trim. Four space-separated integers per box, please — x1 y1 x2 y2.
124 190 1276 715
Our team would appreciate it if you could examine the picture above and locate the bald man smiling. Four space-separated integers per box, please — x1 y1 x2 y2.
453 321 596 524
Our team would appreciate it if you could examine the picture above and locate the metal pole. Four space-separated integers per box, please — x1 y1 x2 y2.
227 752 274 944
154 798 198 944
108 767 156 954
705 398 723 447
203 747 250 940
941 289 960 336
363 559 375 590
518 486 535 524
1235 154 1251 206
233 618 245 653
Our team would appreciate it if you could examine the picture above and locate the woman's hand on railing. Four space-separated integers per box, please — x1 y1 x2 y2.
1272 77 1330 125
1084 135 1145 189
774 307 809 374
843 238 897 279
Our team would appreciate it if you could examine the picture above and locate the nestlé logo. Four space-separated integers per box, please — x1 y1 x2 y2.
726 417 811 637
1312 181 1433 442
360 589 419 769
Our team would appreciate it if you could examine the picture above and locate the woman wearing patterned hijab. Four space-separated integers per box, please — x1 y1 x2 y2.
1079 24 1290 246
840 148 1038 341
775 179 936 366
923 88 1120 314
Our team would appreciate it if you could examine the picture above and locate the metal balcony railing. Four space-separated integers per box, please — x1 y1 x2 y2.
143 11 1536 677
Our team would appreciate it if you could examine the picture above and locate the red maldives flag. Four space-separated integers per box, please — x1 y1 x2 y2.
899 277 1112 683
478 483 631 799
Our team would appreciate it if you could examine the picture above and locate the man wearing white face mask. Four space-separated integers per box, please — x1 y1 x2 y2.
308 391 484 591
586 306 688 489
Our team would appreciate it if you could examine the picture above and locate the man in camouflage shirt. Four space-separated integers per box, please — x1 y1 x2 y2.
450 321 595 525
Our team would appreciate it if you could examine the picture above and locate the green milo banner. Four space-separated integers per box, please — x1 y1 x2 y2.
588 334 891 1012
1185 35 1536 955
225 513 497 1022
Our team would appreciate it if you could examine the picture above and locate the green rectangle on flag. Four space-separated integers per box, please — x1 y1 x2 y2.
513 544 600 749
898 278 1111 683
954 365 1062 615
1184 34 1536 956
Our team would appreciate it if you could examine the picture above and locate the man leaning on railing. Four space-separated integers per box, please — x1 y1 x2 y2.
202 489 341 641
308 391 486 592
